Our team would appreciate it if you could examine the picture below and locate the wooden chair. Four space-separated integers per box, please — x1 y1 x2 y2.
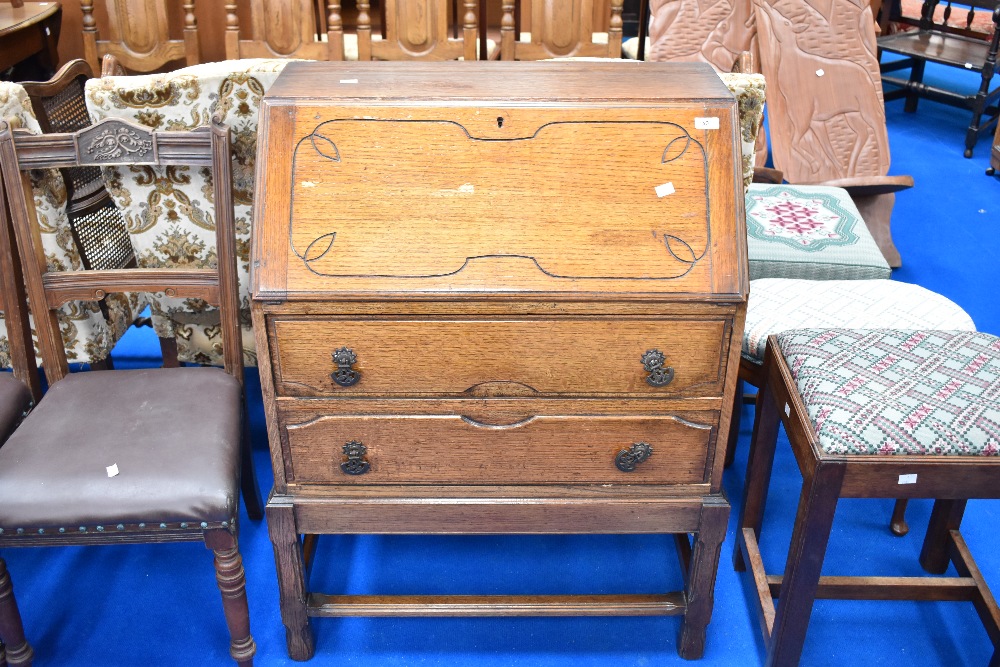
734 329 1000 665
19 59 151 370
753 0 914 269
0 116 258 666
225 0 348 60
878 0 1000 157
357 0 479 60
500 0 624 59
81 0 200 74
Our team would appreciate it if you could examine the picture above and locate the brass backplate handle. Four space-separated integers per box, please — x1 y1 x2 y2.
340 440 370 475
615 442 653 472
331 347 361 387
641 349 674 387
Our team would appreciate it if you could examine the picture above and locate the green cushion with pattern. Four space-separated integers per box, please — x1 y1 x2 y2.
746 184 891 281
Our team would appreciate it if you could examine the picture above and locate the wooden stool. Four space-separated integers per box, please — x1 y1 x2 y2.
735 329 1000 666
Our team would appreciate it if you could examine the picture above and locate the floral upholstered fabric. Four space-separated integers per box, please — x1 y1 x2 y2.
746 184 890 280
718 72 765 194
0 83 139 368
776 329 1000 456
743 279 976 364
86 59 292 366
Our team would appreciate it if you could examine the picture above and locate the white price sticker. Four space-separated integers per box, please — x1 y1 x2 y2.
107 463 120 478
694 117 720 130
898 473 918 485
655 182 676 198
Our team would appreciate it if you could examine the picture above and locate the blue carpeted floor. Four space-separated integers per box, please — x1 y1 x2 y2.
4 62 999 665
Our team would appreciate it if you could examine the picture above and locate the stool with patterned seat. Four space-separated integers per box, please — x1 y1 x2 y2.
727 278 977 533
735 329 1000 666
746 184 891 281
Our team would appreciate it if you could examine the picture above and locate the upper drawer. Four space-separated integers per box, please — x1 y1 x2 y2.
270 317 730 397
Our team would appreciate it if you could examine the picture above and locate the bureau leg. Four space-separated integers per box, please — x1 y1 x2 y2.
266 500 315 661
677 496 729 660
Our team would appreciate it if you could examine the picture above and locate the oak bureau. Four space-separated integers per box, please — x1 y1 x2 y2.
251 61 748 660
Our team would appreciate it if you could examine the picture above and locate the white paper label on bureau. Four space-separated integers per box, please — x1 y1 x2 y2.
655 182 676 197
898 473 918 485
694 117 720 130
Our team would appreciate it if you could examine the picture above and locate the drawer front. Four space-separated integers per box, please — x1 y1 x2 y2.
271 318 729 397
283 412 714 485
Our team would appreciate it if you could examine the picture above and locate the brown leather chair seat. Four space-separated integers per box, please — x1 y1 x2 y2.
0 367 242 532
0 373 32 443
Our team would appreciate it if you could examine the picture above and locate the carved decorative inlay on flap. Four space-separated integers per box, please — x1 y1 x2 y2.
287 118 712 283
77 120 157 165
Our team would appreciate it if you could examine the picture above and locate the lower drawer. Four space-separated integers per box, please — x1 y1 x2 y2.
282 411 715 485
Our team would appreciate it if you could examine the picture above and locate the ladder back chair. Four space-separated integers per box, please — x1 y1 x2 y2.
878 0 1000 157
81 0 200 74
0 116 259 666
501 0 624 59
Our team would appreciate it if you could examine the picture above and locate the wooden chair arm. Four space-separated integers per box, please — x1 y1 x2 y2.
820 175 914 196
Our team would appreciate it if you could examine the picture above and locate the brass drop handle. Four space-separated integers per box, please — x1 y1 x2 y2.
340 440 370 475
615 442 653 472
641 349 674 387
331 347 360 387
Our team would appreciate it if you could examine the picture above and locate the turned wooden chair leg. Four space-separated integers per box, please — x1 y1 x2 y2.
766 463 845 667
734 374 780 572
890 498 909 536
919 499 967 575
0 558 32 667
207 532 256 667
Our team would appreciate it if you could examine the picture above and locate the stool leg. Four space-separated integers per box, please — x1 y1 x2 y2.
919 499 967 575
890 499 909 536
766 463 844 667
734 375 781 572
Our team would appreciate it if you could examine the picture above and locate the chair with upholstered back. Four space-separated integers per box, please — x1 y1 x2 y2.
80 0 200 74
0 116 257 665
500 0 624 59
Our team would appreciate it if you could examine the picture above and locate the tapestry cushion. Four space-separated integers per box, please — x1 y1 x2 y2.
776 329 1000 456
86 59 292 366
0 82 140 367
743 279 976 363
746 184 891 280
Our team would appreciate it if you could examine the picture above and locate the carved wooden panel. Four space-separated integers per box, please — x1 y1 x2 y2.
501 0 623 59
647 0 755 72
361 0 474 60
250 0 316 56
82 0 198 73
754 0 890 182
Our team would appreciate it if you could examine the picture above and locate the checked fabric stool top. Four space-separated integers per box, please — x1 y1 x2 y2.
775 329 1000 457
742 279 976 364
746 184 891 281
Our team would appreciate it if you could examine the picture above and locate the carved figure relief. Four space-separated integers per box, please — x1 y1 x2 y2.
754 0 890 182
647 0 755 72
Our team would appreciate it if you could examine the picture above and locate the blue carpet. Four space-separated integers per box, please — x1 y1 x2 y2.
4 62 999 665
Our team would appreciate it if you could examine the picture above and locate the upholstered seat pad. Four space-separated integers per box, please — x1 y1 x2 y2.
746 184 891 281
743 279 976 363
0 374 32 443
0 368 242 531
776 329 1000 456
